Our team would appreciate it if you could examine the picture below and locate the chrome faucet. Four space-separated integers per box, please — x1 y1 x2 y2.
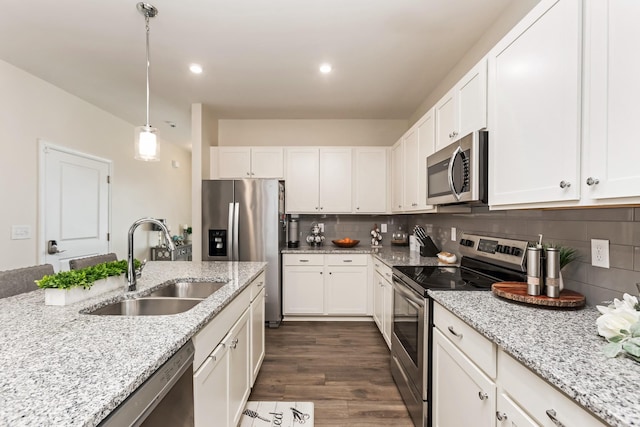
127 217 176 291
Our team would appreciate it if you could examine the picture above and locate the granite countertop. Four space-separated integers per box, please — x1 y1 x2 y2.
429 291 640 427
283 245 446 267
0 261 266 427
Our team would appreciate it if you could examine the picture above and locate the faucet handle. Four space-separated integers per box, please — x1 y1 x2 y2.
136 259 147 278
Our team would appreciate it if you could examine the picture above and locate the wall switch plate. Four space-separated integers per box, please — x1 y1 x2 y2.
426 224 433 233
381 224 387 233
591 239 610 268
451 227 457 241
318 223 324 233
11 225 31 240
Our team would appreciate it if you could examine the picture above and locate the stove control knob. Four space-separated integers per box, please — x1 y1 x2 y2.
511 247 522 257
496 244 503 253
461 239 474 247
501 245 511 254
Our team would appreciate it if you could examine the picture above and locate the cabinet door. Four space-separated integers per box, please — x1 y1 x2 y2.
251 147 284 178
250 287 265 386
194 340 229 427
432 328 496 427
403 127 420 210
496 392 538 427
372 270 384 331
218 147 252 178
416 110 435 211
325 266 368 315
354 147 387 213
283 266 324 314
391 140 404 212
382 278 393 349
584 0 640 201
285 148 320 213
435 89 458 151
458 58 487 138
319 148 352 213
488 0 582 207
228 308 250 427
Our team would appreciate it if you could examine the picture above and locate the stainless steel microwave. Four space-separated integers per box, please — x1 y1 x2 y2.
426 130 488 205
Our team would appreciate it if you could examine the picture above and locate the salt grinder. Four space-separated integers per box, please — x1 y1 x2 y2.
527 246 542 295
546 247 560 298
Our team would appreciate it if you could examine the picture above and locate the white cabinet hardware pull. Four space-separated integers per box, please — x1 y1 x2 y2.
374 263 380 268
545 409 565 426
246 172 251 176
230 338 239 349
559 180 571 189
343 259 353 263
496 412 507 421
299 259 309 262
448 326 463 338
257 281 263 287
586 177 599 186
478 391 488 401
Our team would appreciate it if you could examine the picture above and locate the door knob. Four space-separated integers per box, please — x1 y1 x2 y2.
47 240 66 255
559 180 571 189
586 177 599 186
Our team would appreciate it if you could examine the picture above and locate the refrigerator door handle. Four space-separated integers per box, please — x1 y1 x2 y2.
233 202 240 260
228 202 235 259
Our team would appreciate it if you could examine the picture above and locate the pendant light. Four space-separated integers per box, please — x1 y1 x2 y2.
134 2 160 161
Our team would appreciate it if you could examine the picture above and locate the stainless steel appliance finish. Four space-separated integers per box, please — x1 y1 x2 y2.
391 232 528 427
426 131 488 206
99 340 194 427
202 179 286 327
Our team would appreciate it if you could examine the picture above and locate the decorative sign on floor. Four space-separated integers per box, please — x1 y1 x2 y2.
240 401 314 426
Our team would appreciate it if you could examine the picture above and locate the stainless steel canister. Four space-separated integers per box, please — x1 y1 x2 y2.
527 246 542 295
546 247 560 298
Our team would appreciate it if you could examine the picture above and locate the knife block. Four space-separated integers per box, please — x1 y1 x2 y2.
419 235 440 257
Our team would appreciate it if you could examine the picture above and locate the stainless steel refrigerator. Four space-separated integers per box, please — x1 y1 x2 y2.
202 179 286 327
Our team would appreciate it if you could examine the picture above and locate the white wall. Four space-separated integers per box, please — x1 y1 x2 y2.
218 119 408 147
0 59 192 269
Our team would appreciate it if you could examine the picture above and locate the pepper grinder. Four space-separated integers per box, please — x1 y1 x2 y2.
527 246 542 295
545 247 560 298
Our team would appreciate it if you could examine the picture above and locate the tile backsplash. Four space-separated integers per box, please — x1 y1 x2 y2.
295 207 640 305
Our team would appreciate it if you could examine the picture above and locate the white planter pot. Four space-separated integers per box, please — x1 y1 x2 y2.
44 275 124 306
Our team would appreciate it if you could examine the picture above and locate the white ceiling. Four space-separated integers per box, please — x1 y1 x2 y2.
0 0 513 148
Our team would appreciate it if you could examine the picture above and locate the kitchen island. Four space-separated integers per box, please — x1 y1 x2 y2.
0 261 266 426
430 290 640 427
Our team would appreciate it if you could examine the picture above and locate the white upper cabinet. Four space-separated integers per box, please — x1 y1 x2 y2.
391 139 404 212
402 126 420 209
435 58 488 151
583 0 640 203
285 147 352 213
353 147 388 213
488 0 582 207
216 146 284 179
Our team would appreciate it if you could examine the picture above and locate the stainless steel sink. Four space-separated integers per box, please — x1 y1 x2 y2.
88 297 201 316
146 281 226 299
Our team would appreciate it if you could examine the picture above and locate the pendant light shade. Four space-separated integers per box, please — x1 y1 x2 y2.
135 2 160 162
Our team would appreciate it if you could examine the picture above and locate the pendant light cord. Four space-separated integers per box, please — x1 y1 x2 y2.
145 15 151 128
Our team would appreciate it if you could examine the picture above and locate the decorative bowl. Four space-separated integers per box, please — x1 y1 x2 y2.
332 239 360 248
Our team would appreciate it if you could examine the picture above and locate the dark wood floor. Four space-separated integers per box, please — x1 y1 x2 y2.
249 321 414 427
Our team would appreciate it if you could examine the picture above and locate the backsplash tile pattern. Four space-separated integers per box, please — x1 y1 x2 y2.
296 207 640 305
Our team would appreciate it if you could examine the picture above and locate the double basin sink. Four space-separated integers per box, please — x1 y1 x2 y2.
87 281 226 316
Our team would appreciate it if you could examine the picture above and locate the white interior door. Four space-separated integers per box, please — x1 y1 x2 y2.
40 142 111 271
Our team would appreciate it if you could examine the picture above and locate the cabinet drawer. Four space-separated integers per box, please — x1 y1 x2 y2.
325 254 368 266
372 257 393 281
433 303 496 378
498 350 606 427
283 254 324 266
250 271 266 301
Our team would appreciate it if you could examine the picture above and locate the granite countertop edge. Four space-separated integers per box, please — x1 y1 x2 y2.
0 260 267 427
283 245 446 267
429 291 639 427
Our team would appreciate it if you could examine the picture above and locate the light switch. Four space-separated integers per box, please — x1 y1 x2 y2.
11 225 31 240
381 224 387 233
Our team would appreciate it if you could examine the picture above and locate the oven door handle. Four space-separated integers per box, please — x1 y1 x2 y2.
393 279 424 308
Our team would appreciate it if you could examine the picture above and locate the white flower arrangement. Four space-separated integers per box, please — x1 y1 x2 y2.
596 293 640 361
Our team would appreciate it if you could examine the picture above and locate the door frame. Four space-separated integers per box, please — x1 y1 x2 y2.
37 140 113 265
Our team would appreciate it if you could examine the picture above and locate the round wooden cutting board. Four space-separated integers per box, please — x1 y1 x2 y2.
492 282 586 308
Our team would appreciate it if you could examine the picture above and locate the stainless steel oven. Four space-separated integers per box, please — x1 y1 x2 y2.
391 273 429 427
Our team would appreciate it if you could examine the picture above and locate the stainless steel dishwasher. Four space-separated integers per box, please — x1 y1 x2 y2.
99 340 195 427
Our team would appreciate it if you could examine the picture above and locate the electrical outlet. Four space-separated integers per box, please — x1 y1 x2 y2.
451 227 457 241
11 225 31 240
381 224 387 233
318 223 324 233
591 239 610 268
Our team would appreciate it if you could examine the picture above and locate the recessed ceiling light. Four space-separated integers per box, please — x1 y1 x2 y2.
319 63 332 74
189 64 203 74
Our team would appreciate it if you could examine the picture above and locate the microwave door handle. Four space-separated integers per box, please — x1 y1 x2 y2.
447 146 463 201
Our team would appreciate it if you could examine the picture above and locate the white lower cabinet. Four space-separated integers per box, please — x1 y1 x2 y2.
283 254 369 317
372 258 393 348
432 328 496 427
496 392 538 427
193 274 264 427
